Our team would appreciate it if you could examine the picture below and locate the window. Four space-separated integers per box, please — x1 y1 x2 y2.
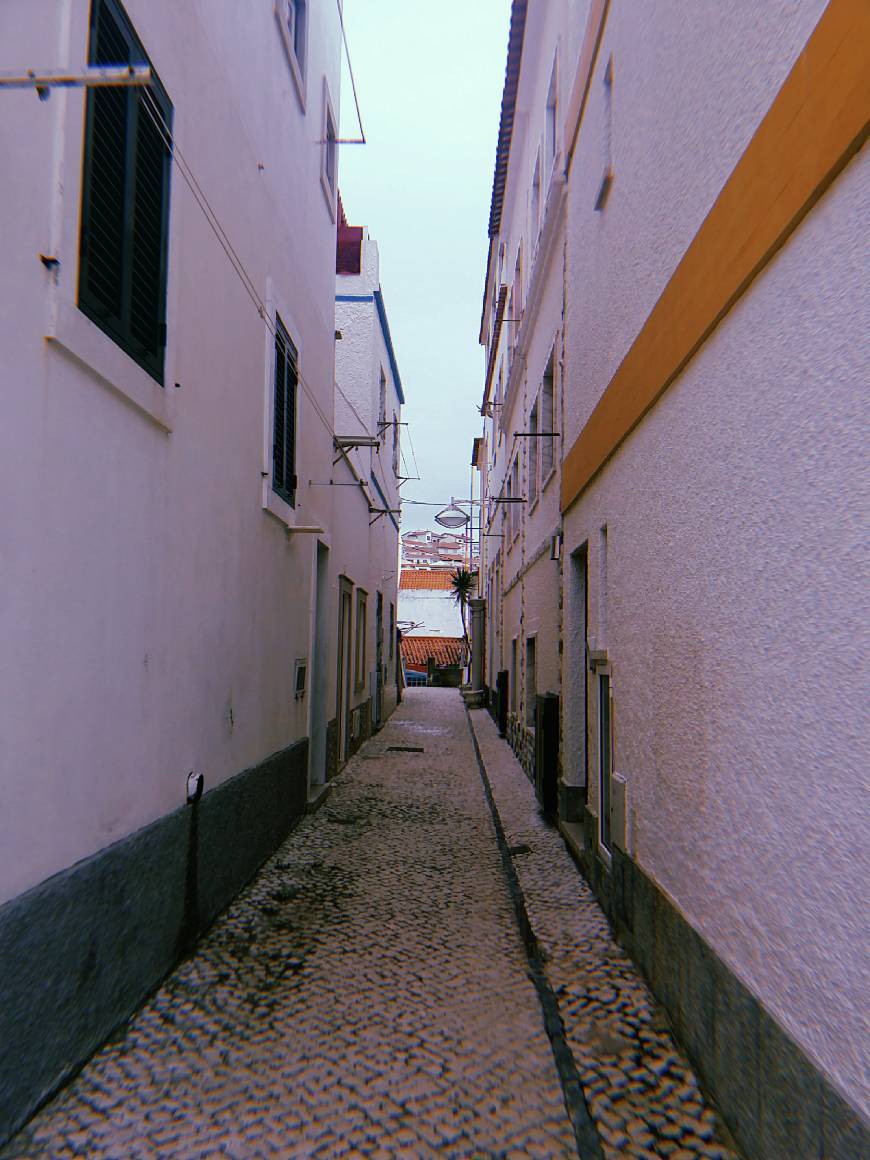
320 80 338 217
78 0 172 384
278 0 307 103
511 457 520 540
598 672 613 853
513 245 524 341
379 369 387 440
526 636 537 726
528 400 539 506
546 57 558 173
505 287 514 382
531 149 541 241
354 590 368 690
389 602 395 659
542 349 555 479
272 316 298 506
510 638 518 713
503 462 512 540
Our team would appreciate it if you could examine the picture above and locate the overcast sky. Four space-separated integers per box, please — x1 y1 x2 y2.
338 0 511 533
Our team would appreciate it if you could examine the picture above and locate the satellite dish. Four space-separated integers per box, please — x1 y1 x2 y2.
435 503 469 529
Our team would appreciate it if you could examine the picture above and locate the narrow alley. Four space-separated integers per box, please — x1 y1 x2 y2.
3 690 738 1160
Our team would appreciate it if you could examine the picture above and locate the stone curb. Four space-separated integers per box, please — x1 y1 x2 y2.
464 705 605 1160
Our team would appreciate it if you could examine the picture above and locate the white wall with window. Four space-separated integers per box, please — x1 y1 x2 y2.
0 0 343 916
333 224 404 732
475 0 587 731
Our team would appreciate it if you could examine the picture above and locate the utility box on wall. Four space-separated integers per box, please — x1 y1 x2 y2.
534 693 560 818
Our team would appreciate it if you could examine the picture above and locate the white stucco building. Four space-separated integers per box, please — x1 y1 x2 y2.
398 569 465 639
0 0 365 1142
333 207 404 752
475 2 869 1157
476 0 587 773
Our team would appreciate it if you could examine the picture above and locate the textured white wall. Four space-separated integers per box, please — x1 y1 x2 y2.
398 591 464 640
563 107 868 1130
479 0 586 709
334 236 401 719
561 0 829 448
0 0 342 903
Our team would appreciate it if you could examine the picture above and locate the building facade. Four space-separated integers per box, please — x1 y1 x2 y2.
475 2 869 1157
334 209 404 756
476 0 587 775
0 0 399 1144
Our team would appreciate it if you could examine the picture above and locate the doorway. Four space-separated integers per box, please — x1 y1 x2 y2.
309 542 329 789
374 591 383 729
336 578 353 766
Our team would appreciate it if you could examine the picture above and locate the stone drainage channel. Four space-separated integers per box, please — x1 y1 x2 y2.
2 688 741 1159
465 704 741 1160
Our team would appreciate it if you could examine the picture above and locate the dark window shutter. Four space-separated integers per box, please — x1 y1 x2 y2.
80 0 131 328
273 318 298 507
78 0 172 384
273 325 287 493
129 96 170 358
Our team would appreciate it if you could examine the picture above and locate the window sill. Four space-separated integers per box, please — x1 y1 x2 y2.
263 487 297 528
47 301 173 432
528 493 540 517
541 466 557 494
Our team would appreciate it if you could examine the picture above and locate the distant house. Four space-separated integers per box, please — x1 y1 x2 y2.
400 529 477 570
398 569 465 639
401 636 464 688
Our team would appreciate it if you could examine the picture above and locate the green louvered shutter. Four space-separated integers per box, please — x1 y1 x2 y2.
273 318 298 507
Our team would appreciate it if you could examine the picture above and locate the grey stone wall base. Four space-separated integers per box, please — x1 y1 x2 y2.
0 737 308 1147
346 698 372 761
461 688 486 709
306 782 332 813
505 713 535 781
567 806 869 1160
326 717 338 781
558 781 585 823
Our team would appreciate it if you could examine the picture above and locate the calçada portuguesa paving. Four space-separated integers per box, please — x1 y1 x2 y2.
3 689 741 1160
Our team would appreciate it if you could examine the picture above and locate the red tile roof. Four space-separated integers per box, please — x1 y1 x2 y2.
401 636 464 669
399 570 455 591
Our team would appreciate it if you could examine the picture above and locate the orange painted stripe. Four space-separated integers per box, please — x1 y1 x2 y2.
561 0 870 514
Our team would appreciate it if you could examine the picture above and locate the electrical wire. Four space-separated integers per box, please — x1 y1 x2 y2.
336 0 366 144
404 422 422 484
137 85 336 441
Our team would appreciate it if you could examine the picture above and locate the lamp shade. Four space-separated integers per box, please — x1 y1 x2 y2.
435 504 469 529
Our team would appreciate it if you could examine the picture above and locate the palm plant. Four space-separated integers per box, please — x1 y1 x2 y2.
449 567 478 655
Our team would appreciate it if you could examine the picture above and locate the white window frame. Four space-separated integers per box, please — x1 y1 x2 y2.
261 280 304 529
528 399 539 510
541 345 557 491
320 77 338 220
276 0 308 110
545 53 558 182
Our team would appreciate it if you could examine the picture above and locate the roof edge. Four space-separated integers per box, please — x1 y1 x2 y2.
480 0 528 336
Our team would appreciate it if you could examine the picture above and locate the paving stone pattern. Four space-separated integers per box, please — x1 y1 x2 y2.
469 707 743 1160
4 691 577 1160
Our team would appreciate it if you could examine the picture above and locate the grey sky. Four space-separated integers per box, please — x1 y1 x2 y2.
338 0 511 533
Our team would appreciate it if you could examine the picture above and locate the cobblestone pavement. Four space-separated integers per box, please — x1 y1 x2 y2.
4 690 578 1160
468 708 742 1160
